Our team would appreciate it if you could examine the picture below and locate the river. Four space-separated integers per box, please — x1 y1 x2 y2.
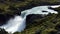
0 5 60 33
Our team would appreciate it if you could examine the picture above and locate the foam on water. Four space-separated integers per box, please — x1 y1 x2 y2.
0 16 26 33
50 5 60 8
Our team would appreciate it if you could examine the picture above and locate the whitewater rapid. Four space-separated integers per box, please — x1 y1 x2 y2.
0 5 60 33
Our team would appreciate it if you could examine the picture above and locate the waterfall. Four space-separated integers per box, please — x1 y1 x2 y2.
0 5 60 33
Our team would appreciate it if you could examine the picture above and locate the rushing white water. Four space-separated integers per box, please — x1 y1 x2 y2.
50 5 60 8
0 5 60 33
0 16 26 33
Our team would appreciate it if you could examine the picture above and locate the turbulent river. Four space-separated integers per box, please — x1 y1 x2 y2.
0 5 60 33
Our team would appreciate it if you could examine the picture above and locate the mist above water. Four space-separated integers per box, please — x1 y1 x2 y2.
0 5 60 33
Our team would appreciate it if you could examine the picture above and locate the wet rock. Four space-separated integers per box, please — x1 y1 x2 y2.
42 11 48 12
0 14 14 26
26 14 44 23
26 14 45 29
0 28 8 34
48 7 54 10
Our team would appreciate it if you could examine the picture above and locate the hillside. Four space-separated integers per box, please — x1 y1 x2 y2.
0 0 60 34
13 7 60 34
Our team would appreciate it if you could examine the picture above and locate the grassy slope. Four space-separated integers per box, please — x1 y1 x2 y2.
0 0 60 15
0 0 60 34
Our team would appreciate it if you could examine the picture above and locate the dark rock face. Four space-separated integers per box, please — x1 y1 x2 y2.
49 31 57 34
26 14 44 24
57 31 60 34
0 14 6 26
0 0 6 3
48 7 56 10
49 31 60 34
55 24 60 30
26 14 45 28
42 11 48 12
0 14 14 26
0 28 8 34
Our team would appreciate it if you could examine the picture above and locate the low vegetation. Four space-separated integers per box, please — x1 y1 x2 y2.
0 0 60 34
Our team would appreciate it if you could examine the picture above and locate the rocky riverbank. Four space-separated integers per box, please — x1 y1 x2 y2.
0 0 60 34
